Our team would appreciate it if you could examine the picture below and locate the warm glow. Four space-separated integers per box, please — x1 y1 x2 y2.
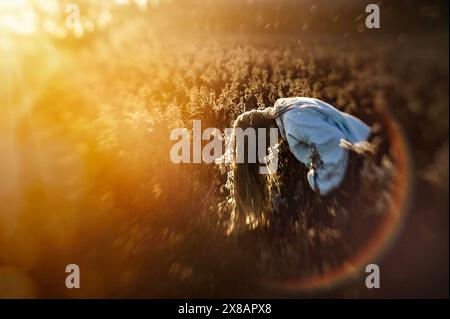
0 0 37 35
0 0 446 299
0 0 154 37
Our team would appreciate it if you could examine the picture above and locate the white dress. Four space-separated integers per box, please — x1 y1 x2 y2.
274 97 371 195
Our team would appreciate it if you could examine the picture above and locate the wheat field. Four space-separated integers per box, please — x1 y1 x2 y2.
0 0 448 298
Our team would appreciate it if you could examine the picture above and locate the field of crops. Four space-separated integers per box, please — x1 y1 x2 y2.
0 0 448 298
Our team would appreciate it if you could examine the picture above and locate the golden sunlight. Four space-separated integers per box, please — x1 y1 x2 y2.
0 0 37 35
0 0 159 38
0 0 447 299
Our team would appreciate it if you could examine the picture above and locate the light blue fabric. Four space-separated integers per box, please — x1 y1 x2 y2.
274 97 371 195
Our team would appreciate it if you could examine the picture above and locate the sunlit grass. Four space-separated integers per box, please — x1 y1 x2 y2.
0 0 447 298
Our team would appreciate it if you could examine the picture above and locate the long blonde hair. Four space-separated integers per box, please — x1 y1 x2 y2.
221 109 280 232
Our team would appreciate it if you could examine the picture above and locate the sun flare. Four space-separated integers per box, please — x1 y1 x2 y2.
0 0 37 35
0 0 447 299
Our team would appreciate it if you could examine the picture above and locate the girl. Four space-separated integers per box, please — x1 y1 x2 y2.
224 97 374 229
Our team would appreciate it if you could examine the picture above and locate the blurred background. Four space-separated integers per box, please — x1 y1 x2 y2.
0 0 448 298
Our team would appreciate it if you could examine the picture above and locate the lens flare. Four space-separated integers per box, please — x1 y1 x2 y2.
264 107 413 293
